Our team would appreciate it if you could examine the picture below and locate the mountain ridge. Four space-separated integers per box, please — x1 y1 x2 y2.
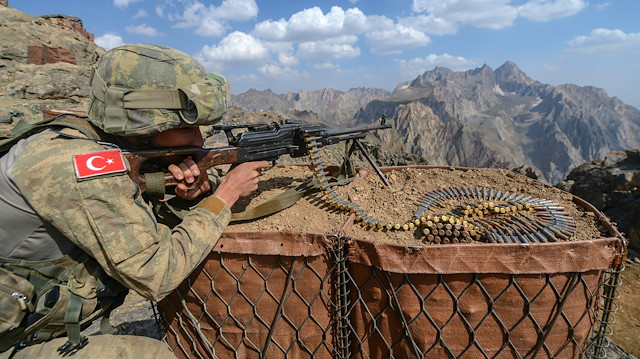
232 61 640 184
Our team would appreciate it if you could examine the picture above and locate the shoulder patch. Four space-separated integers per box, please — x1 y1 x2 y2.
73 149 127 179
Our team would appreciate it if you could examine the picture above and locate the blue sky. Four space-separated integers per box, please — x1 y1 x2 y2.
11 0 640 109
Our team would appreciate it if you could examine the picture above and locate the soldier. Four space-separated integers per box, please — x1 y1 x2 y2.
0 44 269 358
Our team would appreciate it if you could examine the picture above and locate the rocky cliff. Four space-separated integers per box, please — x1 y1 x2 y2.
0 5 103 132
557 149 640 261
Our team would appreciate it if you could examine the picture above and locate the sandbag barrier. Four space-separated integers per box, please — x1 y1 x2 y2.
158 168 626 359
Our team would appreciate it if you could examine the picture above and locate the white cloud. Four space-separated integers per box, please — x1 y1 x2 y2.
258 63 299 77
253 19 288 41
297 36 360 63
399 14 458 36
132 9 147 19
252 5 431 62
198 31 269 70
253 6 367 42
278 53 299 67
364 17 431 55
411 0 518 29
397 53 477 77
95 33 125 50
155 5 165 18
518 0 586 21
171 0 258 37
314 62 337 70
172 2 224 36
408 0 585 31
196 18 227 37
596 2 612 11
568 28 640 54
216 0 259 20
113 0 141 9
125 24 162 36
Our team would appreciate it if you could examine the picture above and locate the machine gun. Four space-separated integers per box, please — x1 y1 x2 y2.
124 118 391 193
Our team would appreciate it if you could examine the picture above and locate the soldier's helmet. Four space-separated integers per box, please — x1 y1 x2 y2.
87 43 229 137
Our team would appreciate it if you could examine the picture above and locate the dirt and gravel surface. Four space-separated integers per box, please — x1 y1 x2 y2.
84 164 638 356
226 165 605 244
614 262 640 358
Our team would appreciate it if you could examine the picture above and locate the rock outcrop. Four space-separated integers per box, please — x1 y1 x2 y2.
557 149 640 261
40 14 94 42
27 45 76 65
0 5 104 135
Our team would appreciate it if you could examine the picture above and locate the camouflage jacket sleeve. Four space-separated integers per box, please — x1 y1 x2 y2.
11 129 231 301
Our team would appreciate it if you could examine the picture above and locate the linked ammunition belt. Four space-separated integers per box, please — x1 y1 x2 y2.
304 133 577 244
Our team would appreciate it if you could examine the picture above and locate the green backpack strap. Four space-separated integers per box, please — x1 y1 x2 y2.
0 117 56 154
1 113 100 156
230 161 358 223
230 177 321 222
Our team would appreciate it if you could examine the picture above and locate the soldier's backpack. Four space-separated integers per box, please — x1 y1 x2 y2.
0 110 128 355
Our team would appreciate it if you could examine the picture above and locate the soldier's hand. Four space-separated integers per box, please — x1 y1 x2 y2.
168 156 211 200
214 161 271 208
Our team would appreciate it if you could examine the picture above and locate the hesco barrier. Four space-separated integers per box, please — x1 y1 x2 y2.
158 166 626 359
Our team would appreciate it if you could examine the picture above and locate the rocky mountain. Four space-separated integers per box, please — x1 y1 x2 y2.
357 63 640 184
235 62 640 184
231 87 390 126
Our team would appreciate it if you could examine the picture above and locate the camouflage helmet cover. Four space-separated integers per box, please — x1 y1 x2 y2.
87 43 229 136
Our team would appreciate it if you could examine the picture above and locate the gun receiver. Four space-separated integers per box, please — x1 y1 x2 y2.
124 118 391 193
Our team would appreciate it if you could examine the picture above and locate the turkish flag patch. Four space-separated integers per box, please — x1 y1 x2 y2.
73 149 127 179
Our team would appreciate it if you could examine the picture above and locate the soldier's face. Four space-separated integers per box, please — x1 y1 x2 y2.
151 127 204 148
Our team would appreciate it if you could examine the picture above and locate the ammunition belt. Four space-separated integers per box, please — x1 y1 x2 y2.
304 133 577 244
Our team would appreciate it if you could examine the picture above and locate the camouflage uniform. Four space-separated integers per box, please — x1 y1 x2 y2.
4 335 175 359
0 44 232 358
10 126 230 301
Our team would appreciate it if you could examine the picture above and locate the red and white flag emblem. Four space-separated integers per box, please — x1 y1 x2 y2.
73 149 127 179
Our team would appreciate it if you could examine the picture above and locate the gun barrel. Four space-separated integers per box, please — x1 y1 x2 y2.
323 123 391 137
